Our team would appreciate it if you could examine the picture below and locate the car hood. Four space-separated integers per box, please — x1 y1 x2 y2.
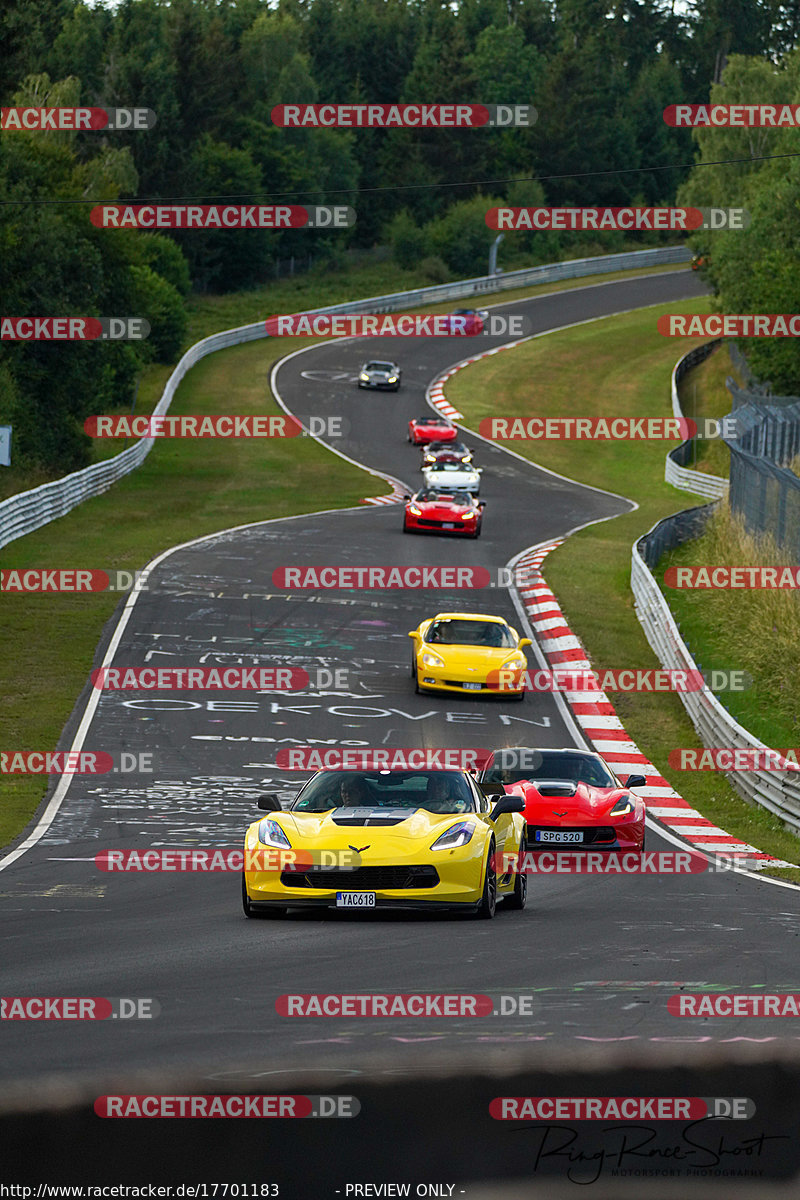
506 779 633 821
274 806 475 845
423 644 519 669
414 500 473 517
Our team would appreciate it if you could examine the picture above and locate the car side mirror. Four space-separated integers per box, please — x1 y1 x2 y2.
408 631 417 638
490 794 525 821
403 494 411 500
624 775 647 789
478 501 486 508
476 467 484 473
257 793 282 811
517 638 532 648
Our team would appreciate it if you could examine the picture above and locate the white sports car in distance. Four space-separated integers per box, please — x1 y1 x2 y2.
421 461 483 495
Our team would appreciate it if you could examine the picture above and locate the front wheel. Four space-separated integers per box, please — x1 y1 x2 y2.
475 843 497 919
242 873 286 919
505 838 527 910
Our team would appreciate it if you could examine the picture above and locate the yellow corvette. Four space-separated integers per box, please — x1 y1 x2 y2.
242 769 526 918
408 612 532 698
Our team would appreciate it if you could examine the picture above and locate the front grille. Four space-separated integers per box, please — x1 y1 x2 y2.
281 865 440 890
528 825 617 845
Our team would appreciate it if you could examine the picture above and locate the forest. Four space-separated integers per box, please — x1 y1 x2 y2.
2 0 800 472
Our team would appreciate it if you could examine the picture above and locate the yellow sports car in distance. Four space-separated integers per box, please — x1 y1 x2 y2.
409 612 532 699
242 769 526 918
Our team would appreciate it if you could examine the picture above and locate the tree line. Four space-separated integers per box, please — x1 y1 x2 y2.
2 0 799 473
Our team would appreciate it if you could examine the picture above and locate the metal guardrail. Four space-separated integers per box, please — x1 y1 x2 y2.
0 246 690 551
665 339 729 499
632 510 800 837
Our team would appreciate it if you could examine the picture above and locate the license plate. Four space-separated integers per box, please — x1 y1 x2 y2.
536 830 583 843
463 681 482 690
336 892 376 908
442 522 456 529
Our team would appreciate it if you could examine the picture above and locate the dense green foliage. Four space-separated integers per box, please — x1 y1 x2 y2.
2 0 798 468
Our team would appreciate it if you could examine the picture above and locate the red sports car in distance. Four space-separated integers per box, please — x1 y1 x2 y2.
403 487 485 538
478 747 647 852
421 440 473 466
408 415 457 445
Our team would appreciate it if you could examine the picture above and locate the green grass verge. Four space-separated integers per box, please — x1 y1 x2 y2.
677 342 746 479
659 503 800 749
446 297 800 880
0 337 376 849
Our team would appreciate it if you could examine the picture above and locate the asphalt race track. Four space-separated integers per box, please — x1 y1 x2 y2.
6 270 800 1189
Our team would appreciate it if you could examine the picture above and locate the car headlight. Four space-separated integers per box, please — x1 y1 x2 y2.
359 372 369 381
388 375 398 383
431 821 474 850
503 657 526 671
460 511 475 520
258 818 292 848
422 651 445 668
610 795 635 817
408 504 422 516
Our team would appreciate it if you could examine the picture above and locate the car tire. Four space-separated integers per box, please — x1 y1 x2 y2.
475 842 497 919
511 688 525 702
242 873 286 919
403 520 412 534
505 837 527 910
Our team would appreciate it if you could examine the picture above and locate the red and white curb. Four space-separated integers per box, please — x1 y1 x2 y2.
514 541 795 870
429 373 463 421
427 341 528 423
362 480 406 506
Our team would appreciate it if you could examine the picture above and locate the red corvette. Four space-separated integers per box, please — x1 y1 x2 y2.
408 415 458 446
478 747 647 851
403 487 485 538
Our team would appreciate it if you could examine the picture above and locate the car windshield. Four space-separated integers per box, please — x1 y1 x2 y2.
291 770 476 815
425 619 514 648
426 442 467 453
416 417 449 425
483 753 617 788
417 488 473 504
428 463 468 473
365 361 394 371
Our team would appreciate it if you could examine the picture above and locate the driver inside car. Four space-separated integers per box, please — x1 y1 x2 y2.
424 773 470 814
336 776 372 807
